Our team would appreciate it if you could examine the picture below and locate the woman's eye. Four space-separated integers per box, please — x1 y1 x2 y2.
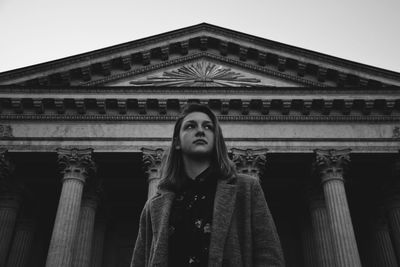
204 125 214 130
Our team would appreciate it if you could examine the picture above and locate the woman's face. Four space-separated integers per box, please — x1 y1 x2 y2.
178 111 215 158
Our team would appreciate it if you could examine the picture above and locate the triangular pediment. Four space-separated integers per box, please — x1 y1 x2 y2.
0 23 399 87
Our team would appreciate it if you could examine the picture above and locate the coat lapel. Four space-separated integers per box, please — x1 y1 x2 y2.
208 178 237 265
149 191 175 266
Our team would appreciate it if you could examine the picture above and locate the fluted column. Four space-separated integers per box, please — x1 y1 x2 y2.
6 218 36 267
371 207 398 267
0 192 21 265
141 147 166 199
386 156 400 263
72 193 99 267
230 148 268 178
300 216 317 267
387 194 400 261
314 149 361 267
0 149 21 266
90 216 106 267
46 148 96 267
308 191 336 267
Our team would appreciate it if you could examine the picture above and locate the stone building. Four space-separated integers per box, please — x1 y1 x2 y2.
0 23 400 266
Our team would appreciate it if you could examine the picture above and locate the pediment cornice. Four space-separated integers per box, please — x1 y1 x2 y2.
1 23 399 87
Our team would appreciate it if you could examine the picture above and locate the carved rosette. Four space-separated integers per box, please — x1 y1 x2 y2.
313 149 351 184
129 61 261 87
141 148 166 182
56 148 96 183
230 148 268 178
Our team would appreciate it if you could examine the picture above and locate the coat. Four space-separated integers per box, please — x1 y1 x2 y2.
131 173 285 267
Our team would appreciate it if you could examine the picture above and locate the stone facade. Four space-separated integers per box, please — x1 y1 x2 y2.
0 23 400 266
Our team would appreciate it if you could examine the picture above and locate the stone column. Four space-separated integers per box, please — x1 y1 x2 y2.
371 207 398 267
314 149 361 267
46 148 96 267
141 147 166 199
300 216 317 267
72 192 99 267
90 216 106 267
308 191 336 267
6 217 36 267
0 149 21 266
386 156 400 263
0 192 21 265
230 148 268 178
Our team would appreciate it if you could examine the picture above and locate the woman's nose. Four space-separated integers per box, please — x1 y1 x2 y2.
195 127 205 136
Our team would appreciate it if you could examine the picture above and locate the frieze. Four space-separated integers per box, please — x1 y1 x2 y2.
2 144 398 154
0 114 400 122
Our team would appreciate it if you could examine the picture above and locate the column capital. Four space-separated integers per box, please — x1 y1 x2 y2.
56 148 96 183
230 148 268 178
0 148 14 181
141 147 167 182
313 148 351 183
0 149 23 195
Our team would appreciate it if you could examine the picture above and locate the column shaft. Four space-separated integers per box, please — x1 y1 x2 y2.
6 220 35 267
0 193 21 266
73 196 98 267
387 207 400 262
45 177 85 267
310 199 335 267
372 225 398 267
323 179 361 267
301 219 317 267
90 220 106 267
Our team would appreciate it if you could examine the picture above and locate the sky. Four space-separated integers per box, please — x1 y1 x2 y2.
1 0 399 73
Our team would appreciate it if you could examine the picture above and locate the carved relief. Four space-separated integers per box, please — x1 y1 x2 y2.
230 148 268 178
0 149 17 193
0 125 13 138
129 61 261 87
313 149 351 183
141 147 166 181
56 148 96 181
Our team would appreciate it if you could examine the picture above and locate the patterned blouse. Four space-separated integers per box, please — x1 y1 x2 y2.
168 166 219 267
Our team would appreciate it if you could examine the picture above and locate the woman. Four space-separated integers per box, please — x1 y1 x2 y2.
131 104 284 267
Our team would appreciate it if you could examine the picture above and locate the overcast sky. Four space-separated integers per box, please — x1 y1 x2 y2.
1 0 399 73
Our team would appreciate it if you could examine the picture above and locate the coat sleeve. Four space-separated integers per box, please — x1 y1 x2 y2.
251 178 285 267
131 201 152 267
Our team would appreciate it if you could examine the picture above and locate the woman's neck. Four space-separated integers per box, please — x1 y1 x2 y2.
182 156 211 180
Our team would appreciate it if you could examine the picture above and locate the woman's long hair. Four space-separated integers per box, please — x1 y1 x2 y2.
158 103 236 192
